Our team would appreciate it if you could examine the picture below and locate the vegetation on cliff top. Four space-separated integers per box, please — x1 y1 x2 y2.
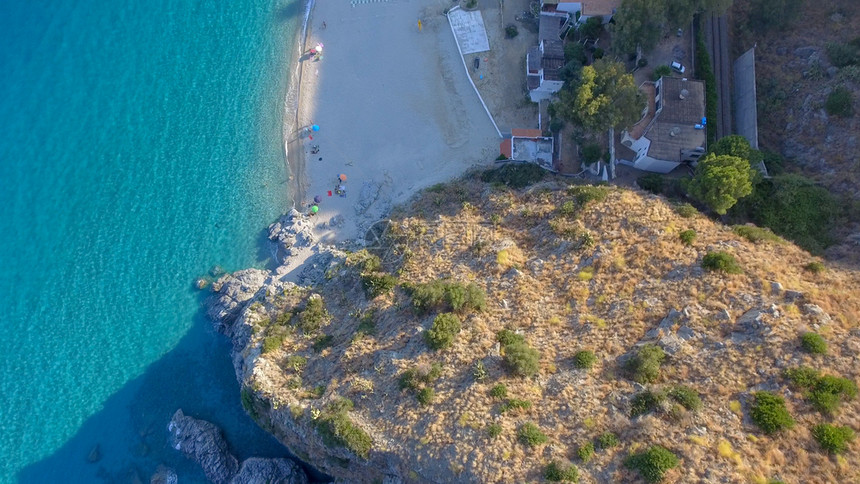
239 167 860 483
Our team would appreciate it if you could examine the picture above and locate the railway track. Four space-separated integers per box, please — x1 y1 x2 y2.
707 14 732 140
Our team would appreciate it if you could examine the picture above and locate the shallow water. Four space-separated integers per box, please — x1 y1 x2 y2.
0 0 303 481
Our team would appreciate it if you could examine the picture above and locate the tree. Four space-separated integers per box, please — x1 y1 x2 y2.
748 0 802 33
579 16 604 40
665 0 699 29
611 0 665 55
687 154 755 214
710 134 764 167
556 59 644 133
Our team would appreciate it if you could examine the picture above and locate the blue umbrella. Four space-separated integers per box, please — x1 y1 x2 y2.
311 124 320 131
313 195 322 203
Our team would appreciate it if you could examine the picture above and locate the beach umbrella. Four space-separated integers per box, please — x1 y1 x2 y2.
316 43 323 51
311 124 320 131
338 174 347 182
311 205 319 213
314 195 322 203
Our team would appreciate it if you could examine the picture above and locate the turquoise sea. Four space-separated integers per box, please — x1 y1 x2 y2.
0 0 306 482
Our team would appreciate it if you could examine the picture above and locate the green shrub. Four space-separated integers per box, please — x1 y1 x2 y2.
825 87 854 117
626 344 666 384
631 390 666 417
312 334 334 352
803 261 826 274
298 297 329 333
564 42 587 65
800 332 827 355
679 229 696 246
481 163 546 189
505 24 519 38
733 225 784 244
668 385 702 412
489 383 508 399
559 200 577 216
424 313 462 350
675 203 699 218
652 65 672 81
410 281 485 313
417 387 435 406
582 143 603 165
568 185 610 207
593 47 605 59
826 42 860 67
573 350 597 369
399 363 443 392
577 441 595 462
262 335 285 354
283 355 307 373
314 398 372 459
637 173 665 194
624 445 679 483
545 461 579 482
812 423 855 454
702 251 742 274
487 423 503 438
361 272 397 298
497 329 525 346
502 341 541 377
750 391 794 434
517 422 548 447
472 359 488 382
499 398 532 413
596 432 620 449
785 367 857 415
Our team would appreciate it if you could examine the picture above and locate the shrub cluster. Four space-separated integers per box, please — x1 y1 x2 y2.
399 363 442 393
517 422 548 447
313 398 372 459
800 332 827 355
497 330 540 377
668 385 703 412
545 460 579 482
679 229 696 246
596 432 620 449
812 423 855 454
487 423 503 438
626 344 666 384
803 261 826 274
481 163 546 189
702 251 742 274
424 313 462 350
298 296 329 334
785 366 857 415
733 225 784 244
489 383 508 399
577 441 595 463
361 272 397 298
568 185 610 207
675 203 699 218
750 391 795 434
312 334 334 352
499 398 532 414
624 445 679 483
410 280 486 314
573 350 597 369
825 87 854 117
631 390 666 417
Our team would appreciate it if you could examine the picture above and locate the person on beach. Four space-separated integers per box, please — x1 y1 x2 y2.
417 19 422 31
322 21 326 29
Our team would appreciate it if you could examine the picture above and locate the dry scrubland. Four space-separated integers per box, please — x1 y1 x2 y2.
241 169 860 483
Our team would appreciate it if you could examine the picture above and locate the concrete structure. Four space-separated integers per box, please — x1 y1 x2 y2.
616 77 707 173
527 12 568 102
500 128 555 170
446 8 490 55
542 0 620 23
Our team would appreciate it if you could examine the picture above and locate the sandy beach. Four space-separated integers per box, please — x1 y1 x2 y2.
285 0 502 247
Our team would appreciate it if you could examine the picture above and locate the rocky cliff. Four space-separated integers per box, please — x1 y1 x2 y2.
208 172 860 483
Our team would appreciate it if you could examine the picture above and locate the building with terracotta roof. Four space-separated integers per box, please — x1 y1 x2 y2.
616 76 707 173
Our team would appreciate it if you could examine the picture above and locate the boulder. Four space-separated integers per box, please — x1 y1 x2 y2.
231 457 308 484
168 409 239 484
206 269 268 327
150 465 178 484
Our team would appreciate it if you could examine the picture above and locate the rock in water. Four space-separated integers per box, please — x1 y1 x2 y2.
231 457 308 484
150 465 178 484
168 409 239 484
86 444 101 463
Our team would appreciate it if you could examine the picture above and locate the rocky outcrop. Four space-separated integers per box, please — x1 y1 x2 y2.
168 409 308 484
168 409 239 484
232 458 308 484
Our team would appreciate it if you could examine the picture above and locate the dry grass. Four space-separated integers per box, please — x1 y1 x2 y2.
244 176 860 482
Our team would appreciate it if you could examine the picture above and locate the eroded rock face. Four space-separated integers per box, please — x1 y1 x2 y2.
168 409 239 484
168 410 309 484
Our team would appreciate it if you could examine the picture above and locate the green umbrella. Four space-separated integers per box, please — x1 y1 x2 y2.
311 205 319 213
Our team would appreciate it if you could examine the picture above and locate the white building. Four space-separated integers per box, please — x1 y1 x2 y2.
544 0 620 24
617 77 707 173
527 13 567 102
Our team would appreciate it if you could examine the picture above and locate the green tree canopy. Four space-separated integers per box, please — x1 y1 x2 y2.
687 153 755 214
556 59 644 134
612 0 734 54
710 134 764 166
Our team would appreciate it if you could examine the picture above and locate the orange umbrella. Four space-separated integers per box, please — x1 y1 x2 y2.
339 174 347 182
